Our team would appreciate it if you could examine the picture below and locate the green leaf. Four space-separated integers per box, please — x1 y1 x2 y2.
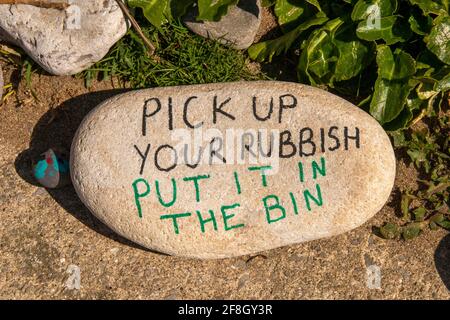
305 0 323 11
298 18 344 85
376 45 416 80
384 90 425 130
430 213 445 223
22 58 38 100
370 46 415 124
333 26 375 81
402 223 423 240
425 16 450 65
436 72 450 91
437 219 450 230
274 0 323 32
380 222 400 239
408 0 449 16
297 17 375 86
408 6 433 35
370 78 412 124
416 77 439 100
406 90 425 111
128 0 171 28
197 0 239 21
248 16 329 62
417 48 446 71
412 207 427 221
390 130 407 147
261 0 276 7
351 0 398 21
401 193 413 218
356 15 411 44
383 106 414 130
358 94 373 108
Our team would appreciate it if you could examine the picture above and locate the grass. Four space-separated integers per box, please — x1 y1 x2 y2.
0 46 38 105
80 19 266 88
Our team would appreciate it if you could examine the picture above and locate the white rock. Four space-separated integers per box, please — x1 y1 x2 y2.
70 81 396 259
184 0 262 50
0 0 128 75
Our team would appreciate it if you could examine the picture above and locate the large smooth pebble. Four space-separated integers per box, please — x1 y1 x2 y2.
71 81 396 259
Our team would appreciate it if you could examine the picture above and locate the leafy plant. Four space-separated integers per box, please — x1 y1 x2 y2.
249 0 450 130
379 114 450 240
126 0 238 28
246 0 449 240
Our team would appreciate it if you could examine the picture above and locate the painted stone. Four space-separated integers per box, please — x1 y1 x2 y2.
70 81 396 259
184 0 261 50
33 149 70 189
0 1 128 75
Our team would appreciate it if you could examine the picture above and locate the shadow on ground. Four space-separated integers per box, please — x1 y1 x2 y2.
14 89 154 252
435 234 450 292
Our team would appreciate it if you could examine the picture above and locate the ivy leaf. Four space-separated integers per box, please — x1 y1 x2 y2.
128 0 171 28
408 6 433 35
298 18 344 85
425 15 450 65
436 72 450 92
297 17 374 85
416 77 439 100
197 0 239 21
405 91 425 113
383 107 414 130
248 16 329 62
390 129 407 147
351 0 398 21
402 222 423 240
370 78 413 124
305 0 323 11
408 0 449 16
417 48 446 70
384 90 425 130
333 25 375 81
413 207 427 221
430 213 445 224
383 91 426 130
370 46 415 124
356 15 411 44
376 45 416 80
380 222 400 239
274 0 324 32
401 192 413 218
436 219 450 230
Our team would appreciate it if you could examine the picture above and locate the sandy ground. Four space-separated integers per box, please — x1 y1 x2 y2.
1 8 449 300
